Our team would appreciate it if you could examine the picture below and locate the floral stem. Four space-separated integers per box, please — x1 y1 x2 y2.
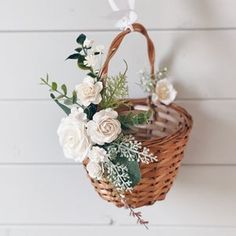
117 192 149 229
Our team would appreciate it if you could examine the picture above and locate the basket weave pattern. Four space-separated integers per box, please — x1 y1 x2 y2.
83 23 193 209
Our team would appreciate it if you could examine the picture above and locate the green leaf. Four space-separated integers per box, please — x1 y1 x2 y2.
64 98 73 106
75 47 82 53
76 34 86 45
87 72 97 78
55 94 64 100
113 155 141 188
77 54 85 63
66 53 80 60
72 90 77 104
84 104 97 120
50 94 71 115
77 62 90 70
61 84 67 95
51 82 57 91
118 111 152 130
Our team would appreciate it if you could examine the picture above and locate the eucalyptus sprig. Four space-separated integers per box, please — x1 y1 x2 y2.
40 75 78 106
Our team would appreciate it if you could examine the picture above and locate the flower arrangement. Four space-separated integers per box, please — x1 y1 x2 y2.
41 33 177 228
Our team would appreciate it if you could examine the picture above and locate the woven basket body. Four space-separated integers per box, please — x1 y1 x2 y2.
83 23 193 209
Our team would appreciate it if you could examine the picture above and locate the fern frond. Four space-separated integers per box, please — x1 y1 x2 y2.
100 70 129 109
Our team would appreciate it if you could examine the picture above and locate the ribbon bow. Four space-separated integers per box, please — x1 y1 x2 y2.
108 0 138 31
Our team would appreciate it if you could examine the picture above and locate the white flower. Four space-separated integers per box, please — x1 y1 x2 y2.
84 54 97 68
88 146 108 163
152 78 177 105
86 161 103 180
87 108 122 145
69 106 87 121
83 39 93 48
93 45 105 54
57 107 91 162
75 77 103 107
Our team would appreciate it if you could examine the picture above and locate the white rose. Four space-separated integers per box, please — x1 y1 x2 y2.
87 108 121 145
86 161 103 180
88 146 108 163
57 107 91 162
75 77 103 107
152 78 177 105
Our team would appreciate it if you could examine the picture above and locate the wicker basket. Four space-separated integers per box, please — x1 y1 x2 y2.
84 23 193 209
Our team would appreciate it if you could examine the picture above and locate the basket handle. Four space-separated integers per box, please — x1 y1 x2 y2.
99 23 155 79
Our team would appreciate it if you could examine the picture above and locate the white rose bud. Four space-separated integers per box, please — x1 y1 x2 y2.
87 108 121 145
57 107 91 162
152 78 177 105
75 77 103 107
88 146 108 163
86 161 103 180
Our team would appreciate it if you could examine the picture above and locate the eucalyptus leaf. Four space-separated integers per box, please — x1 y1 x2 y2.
72 91 77 104
64 98 73 106
61 84 67 95
50 94 71 115
51 82 57 91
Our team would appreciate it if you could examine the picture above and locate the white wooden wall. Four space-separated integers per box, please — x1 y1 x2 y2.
0 0 236 235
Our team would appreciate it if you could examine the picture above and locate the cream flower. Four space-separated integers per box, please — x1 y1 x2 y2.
75 77 103 107
86 161 103 180
93 45 105 54
84 54 97 68
88 146 108 163
57 107 91 162
87 108 121 145
152 78 177 105
83 39 93 48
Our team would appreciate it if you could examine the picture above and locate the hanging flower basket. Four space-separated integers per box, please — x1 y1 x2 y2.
41 23 193 227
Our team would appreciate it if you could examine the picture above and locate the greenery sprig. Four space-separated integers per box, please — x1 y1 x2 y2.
100 62 129 109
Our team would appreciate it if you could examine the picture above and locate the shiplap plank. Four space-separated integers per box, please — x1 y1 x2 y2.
0 166 235 226
7 226 236 236
0 0 236 30
0 31 236 99
0 100 235 164
0 165 111 225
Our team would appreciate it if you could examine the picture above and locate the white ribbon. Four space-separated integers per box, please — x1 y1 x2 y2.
108 0 138 31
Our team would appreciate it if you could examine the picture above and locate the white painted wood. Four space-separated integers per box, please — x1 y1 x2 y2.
0 30 236 99
0 230 8 236
0 0 236 30
116 166 236 226
6 226 236 236
177 100 236 164
0 166 235 226
0 100 235 164
0 165 111 225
